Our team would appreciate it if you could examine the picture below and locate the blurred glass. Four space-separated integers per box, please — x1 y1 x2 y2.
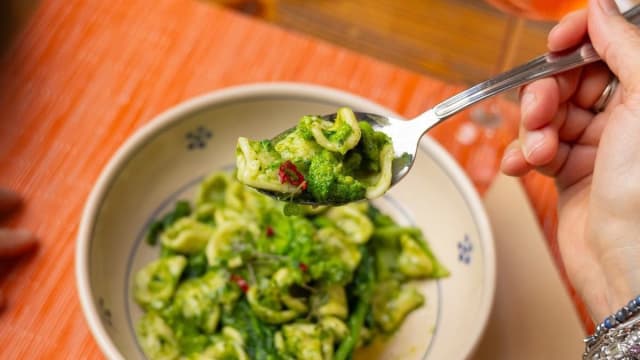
462 0 588 190
486 0 586 20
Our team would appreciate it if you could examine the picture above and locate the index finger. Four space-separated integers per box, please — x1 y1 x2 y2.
548 9 588 52
519 68 581 130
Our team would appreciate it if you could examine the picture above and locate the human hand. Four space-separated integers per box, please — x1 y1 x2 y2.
0 188 37 308
500 0 640 321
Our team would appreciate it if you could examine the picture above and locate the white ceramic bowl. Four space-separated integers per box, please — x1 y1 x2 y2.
76 83 495 360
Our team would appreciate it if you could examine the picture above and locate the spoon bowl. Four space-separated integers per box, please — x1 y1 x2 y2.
256 111 428 205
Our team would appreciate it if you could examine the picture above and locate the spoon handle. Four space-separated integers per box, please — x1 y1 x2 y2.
431 4 640 120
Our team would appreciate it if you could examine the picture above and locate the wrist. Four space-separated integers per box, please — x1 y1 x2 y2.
596 244 640 314
588 218 640 313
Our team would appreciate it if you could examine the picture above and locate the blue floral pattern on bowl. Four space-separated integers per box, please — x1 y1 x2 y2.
185 126 212 150
98 296 113 327
458 234 472 265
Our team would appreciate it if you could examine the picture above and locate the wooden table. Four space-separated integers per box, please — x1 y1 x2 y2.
0 0 587 357
210 0 554 84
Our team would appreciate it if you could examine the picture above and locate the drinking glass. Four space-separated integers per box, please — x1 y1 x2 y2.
487 0 586 20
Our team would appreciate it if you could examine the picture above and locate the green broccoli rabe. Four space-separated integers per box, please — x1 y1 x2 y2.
222 300 281 360
334 246 375 360
356 121 390 173
307 150 366 203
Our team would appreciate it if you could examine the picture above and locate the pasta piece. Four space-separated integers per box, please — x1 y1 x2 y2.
236 137 301 194
205 222 255 266
272 267 303 289
309 107 361 155
222 326 249 360
320 316 349 342
203 271 241 311
364 143 394 199
160 217 213 254
280 323 329 360
225 181 271 216
315 228 362 271
222 326 245 346
196 172 231 206
398 233 434 278
194 333 249 360
311 284 348 319
173 278 221 334
136 312 180 360
281 294 309 313
134 256 186 310
211 208 237 226
325 204 374 244
372 281 424 333
246 287 302 324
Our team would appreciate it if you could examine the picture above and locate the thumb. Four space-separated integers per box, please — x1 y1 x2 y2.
588 0 640 88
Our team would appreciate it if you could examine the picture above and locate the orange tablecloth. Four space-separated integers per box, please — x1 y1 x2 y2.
0 0 585 357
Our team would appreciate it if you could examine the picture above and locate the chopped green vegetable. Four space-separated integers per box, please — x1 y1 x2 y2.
307 150 367 203
335 246 375 360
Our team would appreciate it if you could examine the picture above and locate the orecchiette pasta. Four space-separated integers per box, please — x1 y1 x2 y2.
134 170 448 360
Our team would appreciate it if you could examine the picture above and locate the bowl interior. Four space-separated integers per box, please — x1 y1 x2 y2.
79 84 494 360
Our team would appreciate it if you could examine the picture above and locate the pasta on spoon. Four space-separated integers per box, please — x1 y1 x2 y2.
236 107 395 205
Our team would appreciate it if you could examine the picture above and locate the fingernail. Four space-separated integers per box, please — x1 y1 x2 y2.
521 91 537 117
548 23 560 40
500 146 519 167
598 0 619 15
524 131 545 159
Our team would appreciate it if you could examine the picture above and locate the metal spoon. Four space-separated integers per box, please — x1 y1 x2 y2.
259 4 640 206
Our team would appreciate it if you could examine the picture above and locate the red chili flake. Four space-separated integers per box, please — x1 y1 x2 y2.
278 160 305 187
300 180 308 191
298 263 309 272
266 226 275 237
231 274 249 293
